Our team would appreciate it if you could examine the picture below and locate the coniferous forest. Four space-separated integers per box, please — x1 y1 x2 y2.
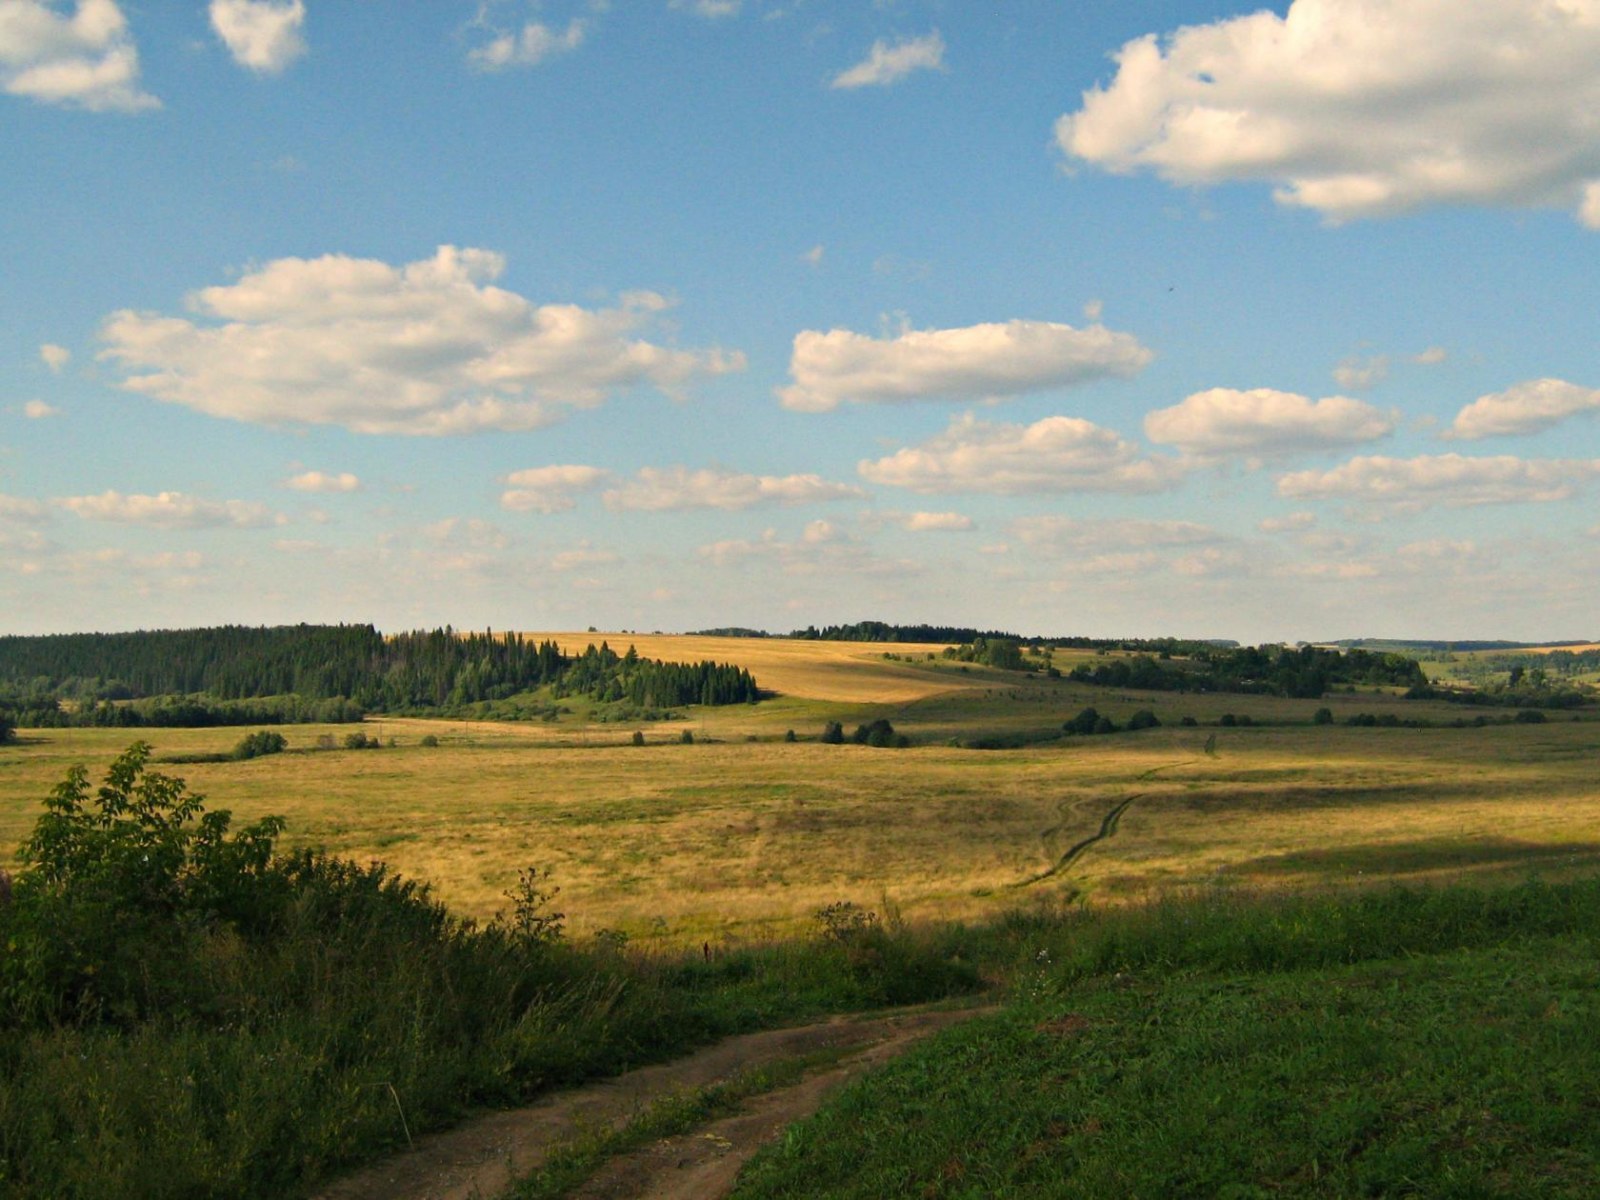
0 626 760 727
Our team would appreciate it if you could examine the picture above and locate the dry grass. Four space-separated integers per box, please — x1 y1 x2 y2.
4 638 1596 941
5 713 1595 944
519 632 974 703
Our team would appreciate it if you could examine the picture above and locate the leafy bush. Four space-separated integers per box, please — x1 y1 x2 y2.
851 719 909 748
820 721 845 745
232 729 287 760
343 730 382 749
1127 710 1160 731
1313 707 1334 725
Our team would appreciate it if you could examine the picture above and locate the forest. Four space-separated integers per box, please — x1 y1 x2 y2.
0 625 760 726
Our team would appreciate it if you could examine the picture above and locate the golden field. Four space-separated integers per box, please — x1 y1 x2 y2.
3 635 1597 941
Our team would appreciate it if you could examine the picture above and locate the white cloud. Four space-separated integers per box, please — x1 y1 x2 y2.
670 0 741 18
419 517 509 551
0 0 158 111
1277 453 1600 510
1414 346 1448 366
1012 514 1220 551
0 493 49 523
468 19 584 71
285 470 360 493
860 413 1184 495
1447 378 1600 440
23 399 59 419
39 343 70 372
802 244 824 267
780 318 1152 412
58 489 285 528
603 466 864 511
1258 511 1317 534
1058 0 1600 227
801 518 839 544
99 246 744 436
897 511 974 533
1332 354 1390 392
830 30 944 89
500 464 611 513
1144 388 1396 458
208 0 305 74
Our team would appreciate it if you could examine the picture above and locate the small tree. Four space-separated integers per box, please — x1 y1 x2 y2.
632 730 646 746
1312 707 1334 726
820 721 845 745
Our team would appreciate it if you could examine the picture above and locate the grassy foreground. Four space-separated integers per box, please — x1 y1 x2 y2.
730 881 1600 1199
0 744 981 1198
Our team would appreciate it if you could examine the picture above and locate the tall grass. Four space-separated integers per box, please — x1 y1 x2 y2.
0 745 980 1198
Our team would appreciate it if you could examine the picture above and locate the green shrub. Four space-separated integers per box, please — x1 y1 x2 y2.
632 731 646 746
1313 707 1334 725
1127 710 1160 731
232 730 287 760
820 721 845 745
419 734 440 747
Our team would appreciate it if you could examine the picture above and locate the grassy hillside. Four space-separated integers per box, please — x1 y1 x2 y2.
731 882 1600 1198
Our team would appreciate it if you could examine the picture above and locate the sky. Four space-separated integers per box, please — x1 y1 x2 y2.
3 0 1599 643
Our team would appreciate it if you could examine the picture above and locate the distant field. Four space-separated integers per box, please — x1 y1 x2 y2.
5 636 1595 942
520 631 974 703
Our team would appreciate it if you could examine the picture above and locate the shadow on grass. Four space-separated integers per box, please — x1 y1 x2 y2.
1239 837 1600 877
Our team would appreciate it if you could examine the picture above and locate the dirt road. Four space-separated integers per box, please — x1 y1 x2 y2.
314 1002 989 1200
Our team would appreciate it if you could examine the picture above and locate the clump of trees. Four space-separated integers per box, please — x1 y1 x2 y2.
818 719 909 747
1063 708 1161 736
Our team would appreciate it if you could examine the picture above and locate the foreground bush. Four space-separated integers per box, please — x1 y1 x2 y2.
0 744 980 1198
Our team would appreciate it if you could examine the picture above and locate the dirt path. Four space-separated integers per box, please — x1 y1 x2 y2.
312 1002 990 1200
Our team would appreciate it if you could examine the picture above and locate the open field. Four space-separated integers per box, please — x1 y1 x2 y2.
5 635 1596 941
518 631 978 703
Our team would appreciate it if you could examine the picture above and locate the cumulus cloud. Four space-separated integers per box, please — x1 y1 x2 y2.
468 19 584 71
23 399 59 419
209 0 305 74
603 466 864 511
58 489 284 528
860 413 1184 495
500 464 611 513
1144 388 1396 458
780 318 1152 412
99 246 744 436
285 470 360 493
1277 453 1600 510
0 493 50 523
1447 378 1600 440
39 343 70 372
895 511 974 533
0 0 158 111
1058 0 1600 227
1414 346 1448 366
1333 354 1390 392
830 30 945 89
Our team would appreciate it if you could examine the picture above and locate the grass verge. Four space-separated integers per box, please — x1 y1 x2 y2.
730 880 1600 1198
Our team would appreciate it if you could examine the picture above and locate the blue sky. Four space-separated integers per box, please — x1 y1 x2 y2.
3 0 1598 641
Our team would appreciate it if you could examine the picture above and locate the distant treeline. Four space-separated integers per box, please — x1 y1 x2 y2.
785 622 1242 651
2 693 367 730
1067 644 1428 699
1337 638 1595 654
0 625 760 722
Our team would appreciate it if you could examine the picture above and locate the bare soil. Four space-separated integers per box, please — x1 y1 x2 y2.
313 1002 990 1200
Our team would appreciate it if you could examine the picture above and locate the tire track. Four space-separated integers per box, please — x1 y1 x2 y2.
1015 759 1198 889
